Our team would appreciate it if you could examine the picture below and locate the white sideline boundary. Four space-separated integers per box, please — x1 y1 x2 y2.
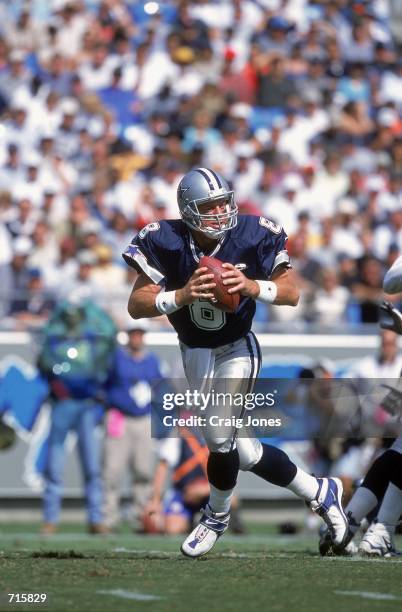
97 589 162 601
335 590 402 601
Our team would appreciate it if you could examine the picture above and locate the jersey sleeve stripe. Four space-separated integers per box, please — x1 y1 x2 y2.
122 247 164 284
272 250 290 272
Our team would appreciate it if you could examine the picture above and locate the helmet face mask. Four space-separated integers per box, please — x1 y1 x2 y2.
177 168 238 238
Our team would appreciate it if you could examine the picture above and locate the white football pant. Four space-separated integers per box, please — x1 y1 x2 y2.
180 332 263 469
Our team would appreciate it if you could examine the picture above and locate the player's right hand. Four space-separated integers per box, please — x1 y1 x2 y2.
380 301 402 335
175 267 216 306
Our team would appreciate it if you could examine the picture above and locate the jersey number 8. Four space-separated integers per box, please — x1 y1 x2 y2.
189 299 226 331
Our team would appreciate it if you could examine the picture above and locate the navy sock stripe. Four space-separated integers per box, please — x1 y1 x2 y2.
251 444 297 487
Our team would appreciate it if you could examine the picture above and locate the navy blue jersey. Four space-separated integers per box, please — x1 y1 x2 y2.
105 348 163 417
122 215 290 348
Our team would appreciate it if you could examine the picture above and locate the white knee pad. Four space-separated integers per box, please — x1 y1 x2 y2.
203 435 263 463
206 438 235 453
237 437 263 470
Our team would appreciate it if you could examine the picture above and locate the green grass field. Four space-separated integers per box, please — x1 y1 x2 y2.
0 523 401 612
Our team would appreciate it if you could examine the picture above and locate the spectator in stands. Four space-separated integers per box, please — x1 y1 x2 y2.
373 204 402 261
332 197 364 260
351 256 385 323
256 55 297 108
57 249 98 302
0 0 398 331
334 101 374 141
263 173 303 237
0 48 31 106
312 268 351 326
9 268 54 328
0 144 22 185
2 235 28 317
29 221 59 274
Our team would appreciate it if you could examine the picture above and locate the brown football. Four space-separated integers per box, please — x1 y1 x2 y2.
198 256 240 313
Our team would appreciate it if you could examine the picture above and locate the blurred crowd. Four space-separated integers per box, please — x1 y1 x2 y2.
0 0 401 330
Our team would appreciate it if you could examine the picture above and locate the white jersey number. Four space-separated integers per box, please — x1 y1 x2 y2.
138 222 160 239
189 299 226 330
129 381 152 408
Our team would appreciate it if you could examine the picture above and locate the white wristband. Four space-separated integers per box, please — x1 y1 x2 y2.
256 280 278 304
155 290 181 315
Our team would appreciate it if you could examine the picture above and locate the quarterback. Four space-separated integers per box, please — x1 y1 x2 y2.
123 167 348 557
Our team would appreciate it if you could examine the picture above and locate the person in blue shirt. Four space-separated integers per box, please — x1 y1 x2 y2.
102 317 165 531
123 166 349 557
38 299 116 535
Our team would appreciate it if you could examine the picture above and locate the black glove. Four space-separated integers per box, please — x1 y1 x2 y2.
380 301 402 335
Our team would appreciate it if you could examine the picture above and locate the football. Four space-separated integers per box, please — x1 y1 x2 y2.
198 256 240 313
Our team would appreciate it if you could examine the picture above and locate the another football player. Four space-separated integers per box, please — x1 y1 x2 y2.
320 304 402 558
123 167 348 557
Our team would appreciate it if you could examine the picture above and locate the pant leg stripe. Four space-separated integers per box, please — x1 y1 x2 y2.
250 330 262 376
245 332 256 395
230 333 257 450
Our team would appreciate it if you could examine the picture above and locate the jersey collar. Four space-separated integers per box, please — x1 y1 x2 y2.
188 230 227 263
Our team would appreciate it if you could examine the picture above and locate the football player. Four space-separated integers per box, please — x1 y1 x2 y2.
123 167 348 557
320 301 402 557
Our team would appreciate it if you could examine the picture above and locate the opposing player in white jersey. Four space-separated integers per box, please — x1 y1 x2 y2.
123 167 349 557
319 260 402 557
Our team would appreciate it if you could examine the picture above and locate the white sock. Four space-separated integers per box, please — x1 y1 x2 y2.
287 468 319 501
377 483 402 528
208 484 234 514
346 486 378 524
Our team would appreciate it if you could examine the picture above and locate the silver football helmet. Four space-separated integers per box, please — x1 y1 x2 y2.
177 167 237 238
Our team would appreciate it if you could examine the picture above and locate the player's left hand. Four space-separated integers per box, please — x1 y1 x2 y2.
221 263 259 298
380 301 402 335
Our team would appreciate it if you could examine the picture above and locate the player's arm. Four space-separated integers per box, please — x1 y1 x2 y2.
269 265 300 305
144 459 169 515
145 436 181 514
128 269 217 319
380 302 402 335
383 254 402 294
128 272 162 318
221 263 299 306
